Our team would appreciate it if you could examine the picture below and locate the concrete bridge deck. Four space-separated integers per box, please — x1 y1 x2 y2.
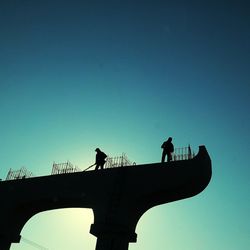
0 145 212 250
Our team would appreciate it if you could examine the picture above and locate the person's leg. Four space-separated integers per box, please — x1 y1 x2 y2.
167 153 172 162
100 162 104 170
161 152 166 163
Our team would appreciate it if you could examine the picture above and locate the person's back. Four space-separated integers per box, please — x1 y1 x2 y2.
95 148 107 170
97 151 107 163
161 137 174 162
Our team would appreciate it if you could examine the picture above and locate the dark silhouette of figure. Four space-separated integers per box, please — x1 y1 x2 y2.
95 148 107 170
161 137 174 163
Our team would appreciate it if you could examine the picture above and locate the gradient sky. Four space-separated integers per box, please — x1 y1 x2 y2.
0 1 249 250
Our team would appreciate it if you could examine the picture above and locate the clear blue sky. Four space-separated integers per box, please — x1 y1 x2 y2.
0 1 249 249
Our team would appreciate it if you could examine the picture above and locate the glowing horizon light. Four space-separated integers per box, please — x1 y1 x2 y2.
11 208 95 250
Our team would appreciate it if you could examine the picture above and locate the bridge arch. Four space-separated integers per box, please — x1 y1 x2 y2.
11 208 95 250
1 145 211 250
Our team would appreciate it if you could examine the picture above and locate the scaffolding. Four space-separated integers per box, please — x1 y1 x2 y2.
5 167 34 180
105 153 135 168
172 145 195 161
51 161 80 175
3 147 195 181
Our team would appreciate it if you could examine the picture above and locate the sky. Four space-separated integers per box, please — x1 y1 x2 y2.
0 0 249 249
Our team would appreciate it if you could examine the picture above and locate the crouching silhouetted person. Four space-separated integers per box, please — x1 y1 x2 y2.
161 137 174 163
95 148 107 170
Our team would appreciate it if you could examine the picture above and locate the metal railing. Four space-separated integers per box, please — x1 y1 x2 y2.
105 153 135 168
2 147 195 180
51 161 80 175
5 167 34 180
172 145 195 161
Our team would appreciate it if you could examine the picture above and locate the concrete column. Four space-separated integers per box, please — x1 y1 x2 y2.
90 223 137 250
0 238 12 250
95 236 129 250
0 232 21 250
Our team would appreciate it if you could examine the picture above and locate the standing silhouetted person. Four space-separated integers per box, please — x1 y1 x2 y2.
161 137 174 163
95 148 107 170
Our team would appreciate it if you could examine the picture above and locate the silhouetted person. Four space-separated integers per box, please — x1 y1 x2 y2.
95 148 107 170
161 137 174 163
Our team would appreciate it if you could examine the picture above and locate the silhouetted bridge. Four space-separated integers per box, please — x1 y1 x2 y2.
0 145 212 250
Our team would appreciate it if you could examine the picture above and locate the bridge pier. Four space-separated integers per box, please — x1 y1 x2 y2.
0 146 212 250
0 239 11 250
95 236 129 250
90 223 136 250
0 234 20 250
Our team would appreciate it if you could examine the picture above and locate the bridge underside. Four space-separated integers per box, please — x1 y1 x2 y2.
0 146 211 250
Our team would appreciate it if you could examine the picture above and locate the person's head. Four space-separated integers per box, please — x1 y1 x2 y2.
95 148 100 152
168 137 172 142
